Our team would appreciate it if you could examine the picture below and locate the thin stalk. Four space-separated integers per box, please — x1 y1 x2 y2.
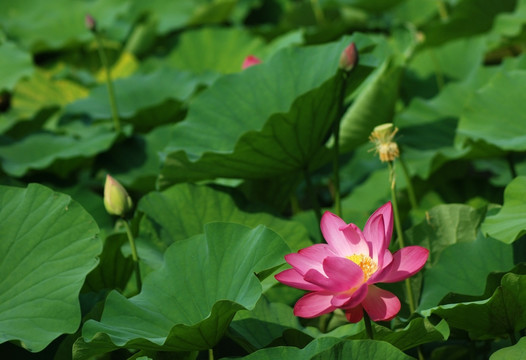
304 168 322 230
93 32 121 132
363 312 374 339
332 71 348 218
399 156 418 210
209 348 214 360
310 0 325 24
507 153 518 178
436 0 449 21
123 220 142 291
387 161 417 314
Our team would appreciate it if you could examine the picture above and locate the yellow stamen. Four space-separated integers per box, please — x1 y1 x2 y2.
347 254 378 281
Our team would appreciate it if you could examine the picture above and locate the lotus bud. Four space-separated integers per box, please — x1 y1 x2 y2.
85 14 97 32
369 123 399 162
242 55 262 69
104 175 133 216
339 43 358 72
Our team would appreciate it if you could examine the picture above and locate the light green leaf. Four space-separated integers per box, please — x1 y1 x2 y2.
404 204 514 310
457 70 526 151
137 183 308 268
0 42 34 92
77 223 289 357
167 27 265 74
0 123 119 177
490 337 526 360
0 184 101 352
482 176 526 243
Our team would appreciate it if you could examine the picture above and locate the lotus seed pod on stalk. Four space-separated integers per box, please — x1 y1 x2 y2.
369 123 400 162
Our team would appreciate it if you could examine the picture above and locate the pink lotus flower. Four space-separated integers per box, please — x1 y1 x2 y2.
242 55 262 69
275 202 429 323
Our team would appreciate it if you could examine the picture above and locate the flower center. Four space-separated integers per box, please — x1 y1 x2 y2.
347 254 378 281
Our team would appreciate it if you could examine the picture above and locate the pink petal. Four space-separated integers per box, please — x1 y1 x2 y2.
241 55 262 69
363 213 387 263
364 202 393 256
362 285 401 322
374 246 429 283
368 250 393 283
285 244 336 275
275 268 323 291
345 305 364 323
304 268 348 292
340 223 370 256
332 283 368 308
320 211 354 256
294 292 336 318
323 256 365 289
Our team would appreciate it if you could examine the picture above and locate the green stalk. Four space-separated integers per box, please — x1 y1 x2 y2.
387 161 416 314
363 312 374 339
310 0 325 24
93 32 121 132
209 348 214 360
332 71 348 218
123 219 142 291
436 0 449 21
399 155 418 210
304 168 322 232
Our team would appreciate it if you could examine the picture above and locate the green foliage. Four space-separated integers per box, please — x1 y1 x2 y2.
1 0 526 358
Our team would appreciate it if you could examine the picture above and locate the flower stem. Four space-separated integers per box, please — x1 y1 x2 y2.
399 156 418 210
363 312 374 339
304 168 322 230
388 161 417 314
93 31 121 132
310 0 325 24
209 348 214 360
332 71 348 218
123 219 142 291
436 0 449 21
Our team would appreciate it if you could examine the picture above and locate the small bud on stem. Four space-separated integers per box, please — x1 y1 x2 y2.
339 43 358 72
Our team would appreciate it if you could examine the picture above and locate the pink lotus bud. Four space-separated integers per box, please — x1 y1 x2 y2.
104 175 133 217
85 14 97 32
339 43 358 72
242 55 262 69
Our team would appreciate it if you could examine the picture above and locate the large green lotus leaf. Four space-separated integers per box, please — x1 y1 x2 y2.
349 317 450 351
0 42 34 92
423 272 526 339
404 204 513 310
490 336 526 360
457 70 526 151
129 0 236 35
159 36 379 187
0 183 101 352
0 0 130 52
77 223 289 357
327 0 405 12
223 337 413 360
0 122 119 177
481 176 526 244
137 183 309 268
167 27 266 74
65 68 200 128
418 232 513 311
420 0 516 46
339 56 403 152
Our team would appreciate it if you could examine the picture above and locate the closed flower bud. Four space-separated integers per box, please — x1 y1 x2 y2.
85 14 96 32
242 55 262 69
104 175 133 216
339 43 358 72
